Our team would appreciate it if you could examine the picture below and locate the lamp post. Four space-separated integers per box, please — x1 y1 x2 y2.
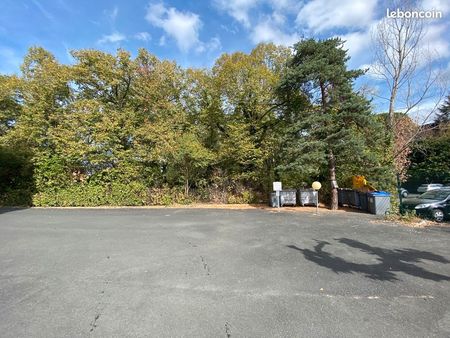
312 181 322 215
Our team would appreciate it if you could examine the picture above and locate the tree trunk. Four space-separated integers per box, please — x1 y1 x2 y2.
388 83 398 131
184 166 190 197
328 149 338 210
185 177 189 197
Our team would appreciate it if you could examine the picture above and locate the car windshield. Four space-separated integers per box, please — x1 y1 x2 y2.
420 190 450 200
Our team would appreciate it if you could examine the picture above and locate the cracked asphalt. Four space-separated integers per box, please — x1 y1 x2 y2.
1 207 450 337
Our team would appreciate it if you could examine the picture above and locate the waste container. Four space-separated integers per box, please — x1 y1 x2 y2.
338 188 352 206
358 191 368 211
368 191 391 215
298 189 318 206
280 190 297 206
338 189 345 206
348 190 361 208
269 192 279 207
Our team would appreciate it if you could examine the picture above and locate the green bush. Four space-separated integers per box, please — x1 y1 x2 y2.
0 188 34 206
226 189 256 204
148 186 192 206
33 182 147 207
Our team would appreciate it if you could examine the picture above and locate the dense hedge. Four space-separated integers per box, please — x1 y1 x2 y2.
30 183 259 207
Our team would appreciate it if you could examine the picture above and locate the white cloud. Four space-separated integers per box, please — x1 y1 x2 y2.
110 6 119 21
251 18 300 46
196 37 222 53
420 24 450 61
98 32 126 44
159 35 166 46
31 0 56 23
407 99 442 124
145 2 202 52
421 0 449 14
214 0 260 27
220 24 238 34
0 47 22 74
135 32 151 42
214 0 300 28
267 0 299 12
340 30 372 59
103 5 119 23
358 63 385 81
296 0 377 33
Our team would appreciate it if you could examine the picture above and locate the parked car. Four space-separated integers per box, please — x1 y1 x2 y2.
417 183 443 193
400 188 408 198
403 188 450 222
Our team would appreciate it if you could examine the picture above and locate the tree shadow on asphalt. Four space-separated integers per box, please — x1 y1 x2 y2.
287 238 450 282
0 207 29 215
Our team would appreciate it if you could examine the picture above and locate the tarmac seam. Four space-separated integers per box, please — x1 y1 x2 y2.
158 284 435 300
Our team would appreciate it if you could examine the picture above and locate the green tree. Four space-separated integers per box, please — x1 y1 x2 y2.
169 132 214 196
8 47 74 190
278 38 393 209
407 129 450 186
69 49 140 182
0 75 22 137
435 95 450 125
212 43 291 191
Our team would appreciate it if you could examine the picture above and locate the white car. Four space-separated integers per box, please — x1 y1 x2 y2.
417 183 443 193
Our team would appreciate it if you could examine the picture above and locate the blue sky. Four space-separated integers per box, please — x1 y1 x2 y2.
0 0 449 117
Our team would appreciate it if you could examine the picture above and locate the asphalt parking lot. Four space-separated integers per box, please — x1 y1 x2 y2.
1 208 450 337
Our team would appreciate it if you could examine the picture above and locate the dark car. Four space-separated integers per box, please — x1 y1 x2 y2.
403 189 450 222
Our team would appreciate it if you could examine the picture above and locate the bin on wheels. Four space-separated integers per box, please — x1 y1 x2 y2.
269 192 279 207
368 191 391 215
348 190 361 208
298 189 318 206
280 190 297 206
338 189 345 206
358 192 368 212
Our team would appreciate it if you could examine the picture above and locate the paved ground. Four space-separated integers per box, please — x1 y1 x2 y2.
1 208 450 337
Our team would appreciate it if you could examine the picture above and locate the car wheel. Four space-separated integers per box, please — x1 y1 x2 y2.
402 191 408 198
431 209 445 222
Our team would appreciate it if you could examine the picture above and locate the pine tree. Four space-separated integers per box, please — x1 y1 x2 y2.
435 95 450 125
278 38 392 209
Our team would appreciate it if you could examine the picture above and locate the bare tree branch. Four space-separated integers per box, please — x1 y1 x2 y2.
371 0 448 175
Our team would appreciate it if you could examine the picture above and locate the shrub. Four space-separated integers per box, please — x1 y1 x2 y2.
33 182 147 207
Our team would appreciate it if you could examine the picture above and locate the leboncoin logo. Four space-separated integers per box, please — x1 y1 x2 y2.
386 8 443 19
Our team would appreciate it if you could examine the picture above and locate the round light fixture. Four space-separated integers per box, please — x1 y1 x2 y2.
312 181 322 190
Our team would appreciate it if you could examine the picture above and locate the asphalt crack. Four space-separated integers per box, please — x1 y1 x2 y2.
88 279 110 333
225 321 232 337
200 255 211 275
89 313 101 332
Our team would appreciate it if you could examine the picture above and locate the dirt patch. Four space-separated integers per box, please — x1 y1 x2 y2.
31 203 350 213
373 216 450 228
